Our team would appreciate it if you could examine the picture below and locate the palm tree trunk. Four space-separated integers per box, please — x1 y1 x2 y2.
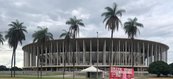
63 42 65 79
37 46 39 78
131 39 134 68
72 34 75 79
14 51 16 77
110 30 113 68
72 42 75 79
40 56 42 79
11 52 14 77
63 50 66 79
13 47 16 77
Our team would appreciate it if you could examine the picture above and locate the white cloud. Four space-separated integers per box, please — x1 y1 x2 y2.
72 8 90 19
0 41 23 68
0 0 173 68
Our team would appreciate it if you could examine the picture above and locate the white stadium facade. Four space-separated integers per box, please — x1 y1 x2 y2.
22 38 169 71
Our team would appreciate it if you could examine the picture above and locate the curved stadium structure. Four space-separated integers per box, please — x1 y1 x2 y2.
22 38 169 71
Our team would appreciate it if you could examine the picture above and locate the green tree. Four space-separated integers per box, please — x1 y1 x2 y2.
5 20 27 77
148 61 169 77
101 2 125 71
0 33 5 45
123 17 143 67
60 30 72 79
32 27 53 78
66 16 84 79
11 66 22 71
169 63 173 75
0 65 9 71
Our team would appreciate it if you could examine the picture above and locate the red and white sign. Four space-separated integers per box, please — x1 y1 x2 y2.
109 66 134 79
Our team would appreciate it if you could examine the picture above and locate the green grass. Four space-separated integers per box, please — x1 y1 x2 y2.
0 76 85 79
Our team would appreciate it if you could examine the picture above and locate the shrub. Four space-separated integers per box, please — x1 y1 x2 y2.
0 65 9 71
169 63 173 75
148 61 169 77
11 66 23 71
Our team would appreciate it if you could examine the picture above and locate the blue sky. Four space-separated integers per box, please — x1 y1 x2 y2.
0 0 173 67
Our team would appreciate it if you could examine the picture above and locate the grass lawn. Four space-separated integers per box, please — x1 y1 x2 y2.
0 76 173 79
0 76 85 79
0 72 173 79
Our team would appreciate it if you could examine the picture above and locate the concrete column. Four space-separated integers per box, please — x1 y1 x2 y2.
154 44 156 61
118 40 120 65
125 41 127 65
90 40 92 65
45 47 48 66
142 42 145 65
36 46 39 67
160 46 162 61
31 46 33 66
33 46 36 66
147 43 150 66
122 41 124 65
137 42 140 65
24 50 26 67
28 47 31 67
26 50 28 67
163 50 167 62
151 44 154 63
75 40 78 65
128 41 131 65
68 42 71 65
51 42 53 65
49 43 52 65
161 47 164 61
166 50 168 62
30 46 33 67
103 40 106 65
130 41 132 65
155 44 158 61
83 40 86 64
158 45 161 61
62 41 65 65
57 42 59 65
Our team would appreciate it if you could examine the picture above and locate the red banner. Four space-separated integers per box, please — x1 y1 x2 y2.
109 66 134 79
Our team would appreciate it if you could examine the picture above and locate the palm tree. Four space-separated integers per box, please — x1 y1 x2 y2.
101 2 125 72
0 33 4 45
66 16 84 79
32 26 53 78
124 17 143 67
60 30 72 79
5 20 27 77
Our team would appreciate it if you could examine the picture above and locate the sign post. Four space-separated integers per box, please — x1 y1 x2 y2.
109 66 134 79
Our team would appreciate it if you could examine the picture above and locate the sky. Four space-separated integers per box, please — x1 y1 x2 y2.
0 0 173 68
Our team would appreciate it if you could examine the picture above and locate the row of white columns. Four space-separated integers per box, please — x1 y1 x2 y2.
23 39 168 68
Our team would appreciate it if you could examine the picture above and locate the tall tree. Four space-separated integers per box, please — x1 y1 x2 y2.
66 16 84 79
0 33 4 45
5 20 27 77
60 30 72 79
101 2 125 74
32 27 53 78
124 17 143 67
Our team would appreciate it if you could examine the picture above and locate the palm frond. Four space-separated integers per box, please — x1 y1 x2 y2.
123 17 144 39
32 27 53 44
66 16 84 38
6 20 27 48
105 7 114 13
116 9 126 16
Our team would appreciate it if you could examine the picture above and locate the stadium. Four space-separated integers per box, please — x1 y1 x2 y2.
22 38 169 71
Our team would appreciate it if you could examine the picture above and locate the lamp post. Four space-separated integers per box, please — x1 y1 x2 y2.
96 32 98 79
